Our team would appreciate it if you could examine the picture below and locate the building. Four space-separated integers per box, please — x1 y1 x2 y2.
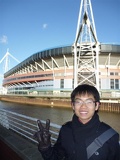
2 43 120 98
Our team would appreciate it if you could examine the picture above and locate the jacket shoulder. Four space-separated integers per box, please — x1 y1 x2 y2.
99 122 119 139
100 122 117 132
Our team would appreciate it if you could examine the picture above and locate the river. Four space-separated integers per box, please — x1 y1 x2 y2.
0 101 120 138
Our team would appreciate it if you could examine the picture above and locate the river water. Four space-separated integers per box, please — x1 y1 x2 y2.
0 101 120 138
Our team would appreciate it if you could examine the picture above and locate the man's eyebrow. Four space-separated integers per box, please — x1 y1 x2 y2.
74 98 81 100
74 98 93 101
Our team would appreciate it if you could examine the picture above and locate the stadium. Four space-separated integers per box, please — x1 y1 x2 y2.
2 44 120 97
2 0 120 99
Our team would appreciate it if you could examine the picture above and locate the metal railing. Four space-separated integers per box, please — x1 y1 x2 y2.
0 108 120 146
0 108 61 145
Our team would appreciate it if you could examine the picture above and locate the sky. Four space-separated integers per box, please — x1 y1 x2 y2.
0 0 120 85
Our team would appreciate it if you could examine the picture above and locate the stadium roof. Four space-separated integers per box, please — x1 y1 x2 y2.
4 43 120 78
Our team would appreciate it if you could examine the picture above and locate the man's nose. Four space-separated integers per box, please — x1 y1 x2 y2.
81 101 87 107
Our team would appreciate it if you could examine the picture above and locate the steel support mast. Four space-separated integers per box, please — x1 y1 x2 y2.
0 49 20 73
73 0 100 90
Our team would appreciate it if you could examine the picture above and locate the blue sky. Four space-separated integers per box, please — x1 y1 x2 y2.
0 0 120 81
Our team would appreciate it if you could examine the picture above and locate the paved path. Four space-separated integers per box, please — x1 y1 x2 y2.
0 125 43 160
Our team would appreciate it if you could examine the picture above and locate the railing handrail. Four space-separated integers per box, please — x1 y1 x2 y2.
0 108 61 145
0 108 120 146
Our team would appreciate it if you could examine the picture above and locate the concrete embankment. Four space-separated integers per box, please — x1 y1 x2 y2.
0 95 120 112
0 125 43 160
0 95 71 108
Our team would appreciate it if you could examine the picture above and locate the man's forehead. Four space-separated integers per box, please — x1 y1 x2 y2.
75 93 94 98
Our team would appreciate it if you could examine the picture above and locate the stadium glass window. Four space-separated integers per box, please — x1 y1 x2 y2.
115 79 119 89
110 72 118 76
115 72 118 76
99 79 101 89
72 79 74 89
110 72 114 75
110 79 114 89
60 79 64 89
110 79 119 89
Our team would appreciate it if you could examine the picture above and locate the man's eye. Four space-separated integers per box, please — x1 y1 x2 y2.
77 101 82 104
86 101 92 104
86 101 93 104
76 101 79 103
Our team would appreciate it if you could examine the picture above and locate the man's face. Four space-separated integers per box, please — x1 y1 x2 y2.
72 93 99 124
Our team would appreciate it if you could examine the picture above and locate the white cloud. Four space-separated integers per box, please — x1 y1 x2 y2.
42 23 48 29
0 35 8 44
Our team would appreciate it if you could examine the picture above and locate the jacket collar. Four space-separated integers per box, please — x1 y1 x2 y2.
72 113 100 128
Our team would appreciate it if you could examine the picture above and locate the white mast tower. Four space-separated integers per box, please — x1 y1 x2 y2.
0 49 20 73
0 49 20 93
73 0 100 89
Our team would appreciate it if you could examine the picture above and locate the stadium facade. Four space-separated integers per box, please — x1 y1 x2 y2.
2 43 120 97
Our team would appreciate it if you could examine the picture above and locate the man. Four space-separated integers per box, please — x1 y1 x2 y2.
35 84 120 160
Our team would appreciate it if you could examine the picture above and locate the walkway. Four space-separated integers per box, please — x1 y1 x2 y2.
0 125 43 160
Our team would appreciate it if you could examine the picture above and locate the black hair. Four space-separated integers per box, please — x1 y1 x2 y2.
71 84 100 103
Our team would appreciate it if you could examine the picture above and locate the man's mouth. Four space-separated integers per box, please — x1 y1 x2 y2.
80 111 88 114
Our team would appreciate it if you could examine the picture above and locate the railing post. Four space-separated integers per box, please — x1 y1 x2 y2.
1 111 9 129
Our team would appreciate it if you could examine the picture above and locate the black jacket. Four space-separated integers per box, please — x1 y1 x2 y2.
40 113 120 160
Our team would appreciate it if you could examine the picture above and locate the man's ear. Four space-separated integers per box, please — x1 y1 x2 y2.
95 102 100 111
71 102 75 110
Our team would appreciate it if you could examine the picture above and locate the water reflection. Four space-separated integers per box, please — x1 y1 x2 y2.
0 101 120 137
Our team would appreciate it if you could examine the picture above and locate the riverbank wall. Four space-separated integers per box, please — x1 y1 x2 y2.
0 95 71 108
0 95 120 113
